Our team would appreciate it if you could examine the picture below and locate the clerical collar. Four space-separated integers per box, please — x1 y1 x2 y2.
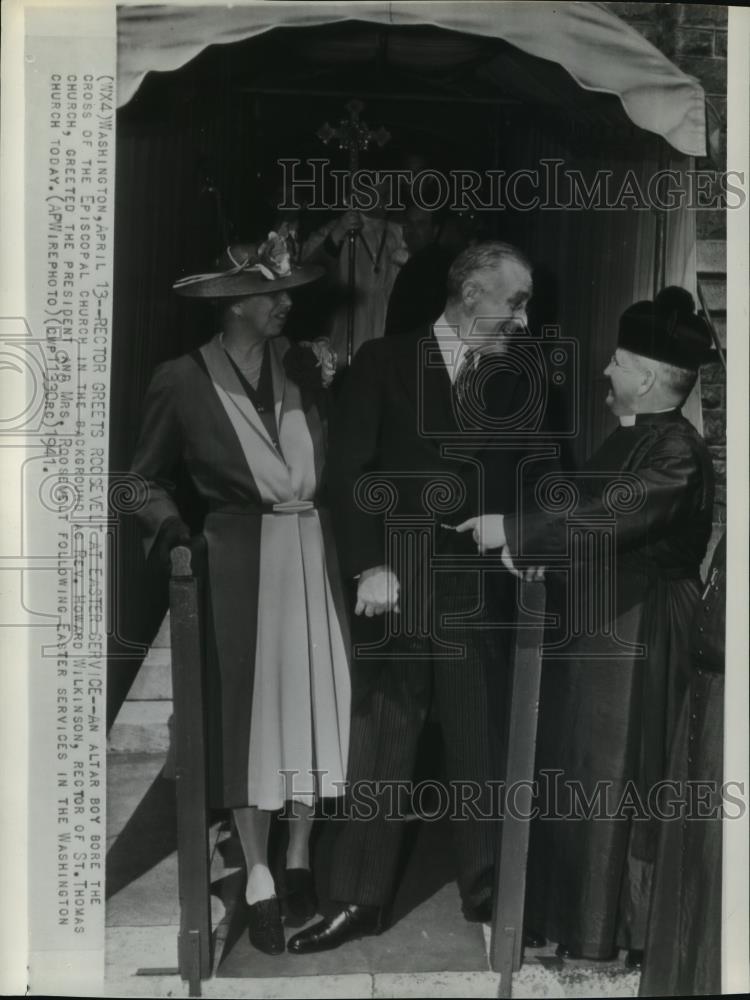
619 407 679 427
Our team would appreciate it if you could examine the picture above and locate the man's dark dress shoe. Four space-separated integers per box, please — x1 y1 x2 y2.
281 868 318 927
287 903 382 953
625 949 644 970
247 897 285 955
556 942 618 961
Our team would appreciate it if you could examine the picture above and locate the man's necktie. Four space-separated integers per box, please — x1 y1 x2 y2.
454 345 480 409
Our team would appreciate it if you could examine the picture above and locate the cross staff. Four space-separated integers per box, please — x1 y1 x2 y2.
317 99 390 365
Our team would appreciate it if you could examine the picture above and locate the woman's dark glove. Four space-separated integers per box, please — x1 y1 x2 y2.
152 515 191 572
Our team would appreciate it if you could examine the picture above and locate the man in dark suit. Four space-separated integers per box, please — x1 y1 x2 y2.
288 241 536 953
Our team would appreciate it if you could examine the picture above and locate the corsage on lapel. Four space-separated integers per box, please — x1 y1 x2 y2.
283 338 337 394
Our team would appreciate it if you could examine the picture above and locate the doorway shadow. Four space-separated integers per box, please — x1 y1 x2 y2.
106 768 177 900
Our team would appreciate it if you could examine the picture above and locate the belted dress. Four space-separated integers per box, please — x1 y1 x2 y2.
131 332 351 810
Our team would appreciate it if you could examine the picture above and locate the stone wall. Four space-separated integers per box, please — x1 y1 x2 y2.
606 2 728 527
701 361 727 522
605 2 727 169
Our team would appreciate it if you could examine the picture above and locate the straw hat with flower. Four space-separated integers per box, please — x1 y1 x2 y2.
173 224 337 389
173 224 323 298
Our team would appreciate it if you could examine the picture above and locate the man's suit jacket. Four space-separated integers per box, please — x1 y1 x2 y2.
326 326 537 588
384 245 455 336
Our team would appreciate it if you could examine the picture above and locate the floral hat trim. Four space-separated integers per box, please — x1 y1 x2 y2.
173 225 298 291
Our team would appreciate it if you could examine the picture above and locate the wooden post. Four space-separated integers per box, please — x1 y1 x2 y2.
652 140 668 296
169 541 212 991
491 580 547 998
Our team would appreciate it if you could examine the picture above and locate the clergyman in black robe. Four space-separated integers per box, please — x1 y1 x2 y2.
459 286 715 962
639 531 726 996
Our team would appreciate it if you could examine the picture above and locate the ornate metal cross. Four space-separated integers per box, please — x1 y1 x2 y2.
317 98 391 176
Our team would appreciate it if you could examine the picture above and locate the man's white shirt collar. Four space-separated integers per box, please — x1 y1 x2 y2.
433 314 474 385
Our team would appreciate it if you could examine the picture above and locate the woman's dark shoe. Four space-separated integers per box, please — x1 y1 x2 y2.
287 903 382 954
282 868 318 927
247 897 285 955
625 949 644 970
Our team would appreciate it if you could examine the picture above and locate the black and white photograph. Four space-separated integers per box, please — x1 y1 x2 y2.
1 1 748 997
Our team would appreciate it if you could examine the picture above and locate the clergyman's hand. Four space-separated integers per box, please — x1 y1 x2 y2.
523 565 546 582
500 545 545 581
355 566 400 617
500 545 522 578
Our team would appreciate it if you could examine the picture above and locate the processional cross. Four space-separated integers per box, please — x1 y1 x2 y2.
317 99 391 365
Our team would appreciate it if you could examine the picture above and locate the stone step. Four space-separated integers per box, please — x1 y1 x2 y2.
698 276 727 314
696 239 727 275
709 315 727 350
108 700 171 753
113 612 174 755
151 612 171 648
126 650 173 701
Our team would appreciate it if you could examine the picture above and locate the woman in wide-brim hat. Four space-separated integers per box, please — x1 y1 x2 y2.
131 227 350 954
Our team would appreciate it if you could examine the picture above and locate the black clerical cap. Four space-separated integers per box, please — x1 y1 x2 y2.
618 286 712 371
